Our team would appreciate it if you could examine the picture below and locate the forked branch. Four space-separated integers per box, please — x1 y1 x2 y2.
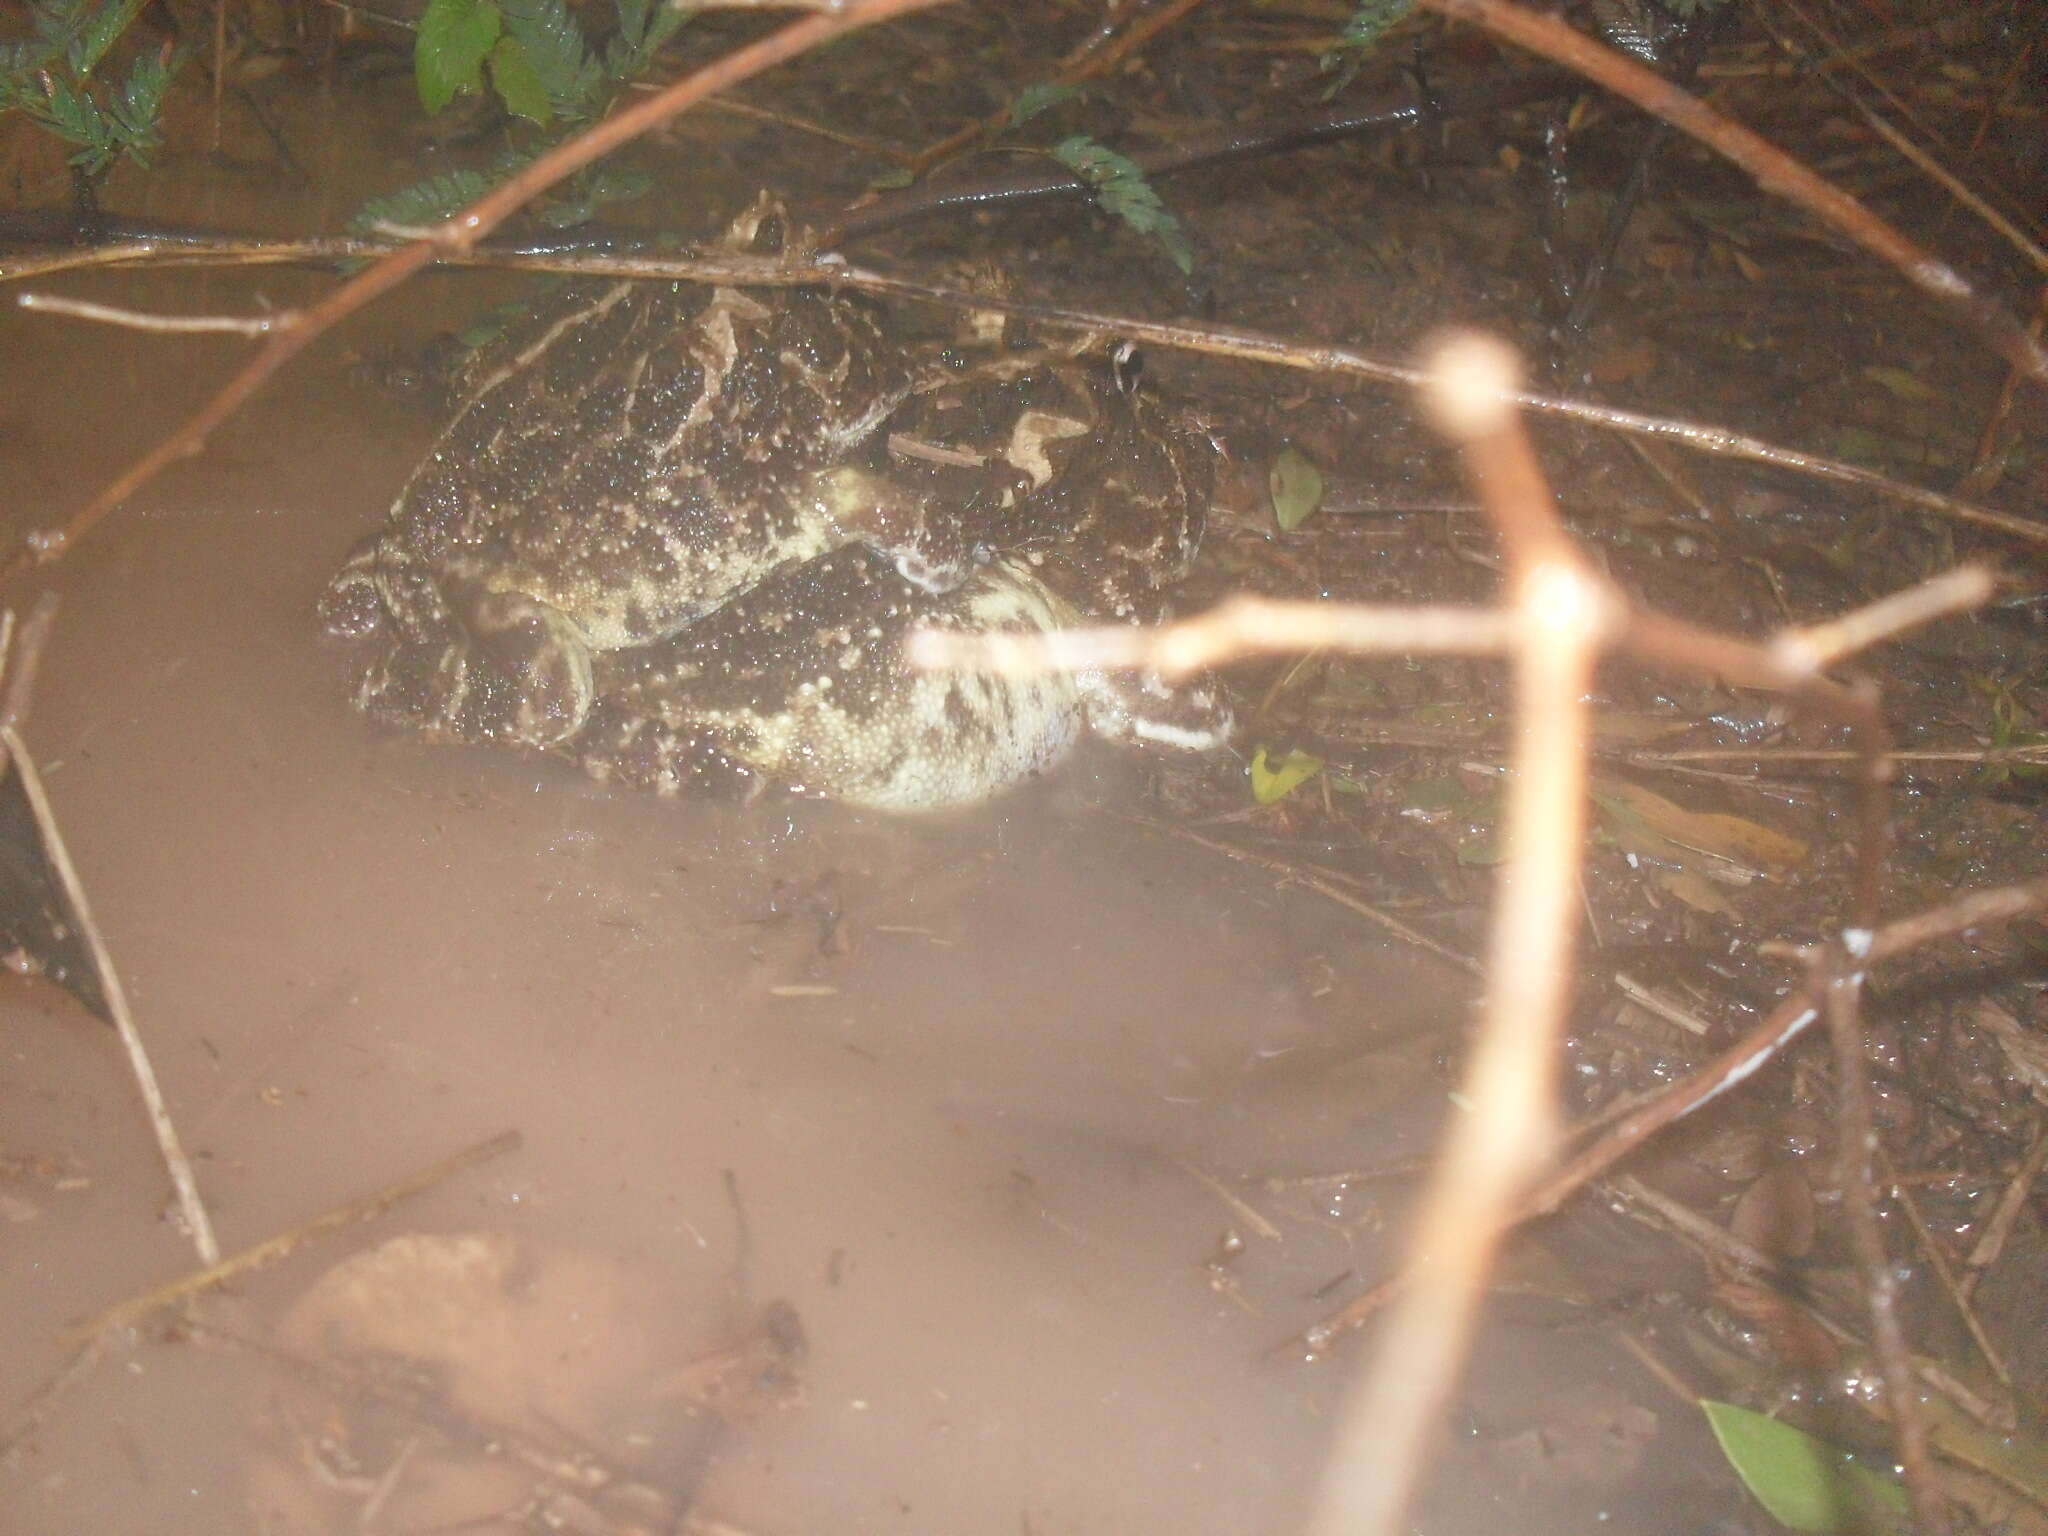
917 335 1995 1534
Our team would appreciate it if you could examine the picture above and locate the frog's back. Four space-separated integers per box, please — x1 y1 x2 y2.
386 279 921 650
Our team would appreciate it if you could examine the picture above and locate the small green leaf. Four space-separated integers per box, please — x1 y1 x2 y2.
416 0 501 114
1269 444 1324 532
1251 747 1322 805
1052 134 1194 275
1860 364 1939 403
106 47 174 162
614 0 650 49
69 0 146 78
1400 774 1468 811
1342 0 1414 49
1454 824 1505 866
41 72 97 136
1701 1401 1909 1533
866 167 916 193
605 0 685 74
488 33 550 124
1009 81 1079 126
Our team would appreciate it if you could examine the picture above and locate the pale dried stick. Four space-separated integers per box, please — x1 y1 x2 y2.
14 292 295 335
926 549 1994 685
911 598 1509 675
1310 334 1618 1536
1771 565 1999 670
1963 1118 2048 1285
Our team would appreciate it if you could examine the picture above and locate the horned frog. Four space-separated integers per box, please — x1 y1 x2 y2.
323 202 1232 808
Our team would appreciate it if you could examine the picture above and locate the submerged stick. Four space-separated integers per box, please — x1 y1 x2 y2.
3 723 219 1268
64 1128 520 1346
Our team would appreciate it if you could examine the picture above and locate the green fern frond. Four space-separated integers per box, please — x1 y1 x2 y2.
604 0 685 79
497 0 601 119
1053 134 1193 275
350 168 493 234
107 48 170 148
1341 0 1413 49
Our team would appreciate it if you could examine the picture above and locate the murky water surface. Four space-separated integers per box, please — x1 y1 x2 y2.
1 76 1742 1530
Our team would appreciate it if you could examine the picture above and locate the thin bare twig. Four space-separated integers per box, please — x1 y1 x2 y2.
5 724 219 1267
1844 99 2048 276
15 291 296 335
1611 972 1710 1036
838 271 2042 547
1772 565 1999 671
1963 1117 2048 1282
0 594 60 739
1303 876 2048 1352
1761 0 2048 269
1627 744 2048 768
1883 1151 2011 1389
927 554 1995 686
1171 1157 1284 1242
1120 816 1485 978
910 597 1511 676
8 232 2029 547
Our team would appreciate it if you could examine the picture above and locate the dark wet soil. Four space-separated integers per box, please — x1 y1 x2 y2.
4 3 2046 1534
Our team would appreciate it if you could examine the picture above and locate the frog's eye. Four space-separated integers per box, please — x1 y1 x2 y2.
1111 341 1143 397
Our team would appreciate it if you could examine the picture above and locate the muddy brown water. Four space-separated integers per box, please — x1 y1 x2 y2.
1 262 1740 1532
